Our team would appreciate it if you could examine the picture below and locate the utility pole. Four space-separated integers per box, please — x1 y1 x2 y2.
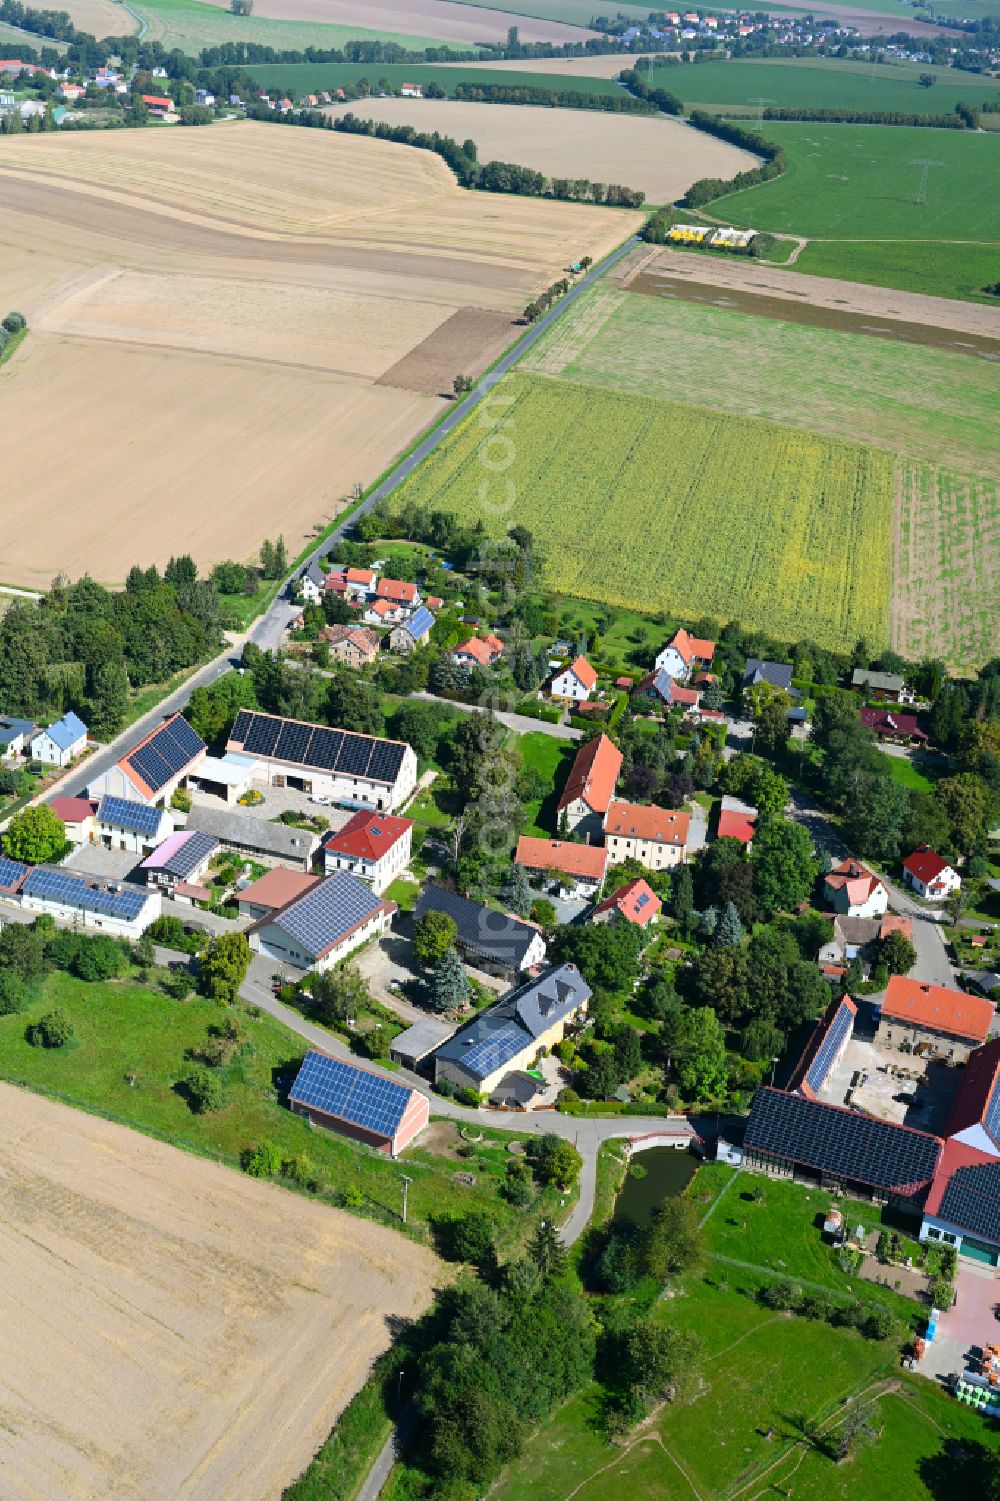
910 158 943 206
400 1173 412 1225
748 96 776 128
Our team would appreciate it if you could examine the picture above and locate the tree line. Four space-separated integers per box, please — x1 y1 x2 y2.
758 104 977 128
452 81 655 113
616 67 684 116
683 111 787 209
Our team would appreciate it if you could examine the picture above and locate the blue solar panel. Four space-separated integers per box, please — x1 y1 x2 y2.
406 606 434 640
99 795 164 836
0 856 28 889
275 872 380 958
124 715 205 793
460 1022 528 1080
22 867 149 921
290 1050 412 1137
804 1000 855 1094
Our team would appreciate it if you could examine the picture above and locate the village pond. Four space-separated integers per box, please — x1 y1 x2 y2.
613 1145 697 1227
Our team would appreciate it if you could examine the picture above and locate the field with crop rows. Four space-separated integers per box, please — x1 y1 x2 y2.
393 371 894 650
892 460 1000 670
525 285 1000 478
709 123 1000 301
637 56 1000 114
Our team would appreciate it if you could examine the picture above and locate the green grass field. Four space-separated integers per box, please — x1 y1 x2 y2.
525 284 1000 478
708 122 1000 301
492 1162 999 1501
0 969 548 1242
391 370 894 651
246 60 621 95
129 0 456 56
881 750 937 792
638 55 1000 114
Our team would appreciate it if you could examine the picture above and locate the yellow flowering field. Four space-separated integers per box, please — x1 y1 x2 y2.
396 373 894 650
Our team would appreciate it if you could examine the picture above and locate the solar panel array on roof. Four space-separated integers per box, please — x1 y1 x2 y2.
159 831 217 879
123 715 205 794
0 856 28 889
98 795 164 836
22 867 148 921
275 872 381 958
744 1088 940 1195
229 712 406 785
290 1050 413 1138
939 1162 1000 1244
805 1000 855 1095
460 1022 530 1080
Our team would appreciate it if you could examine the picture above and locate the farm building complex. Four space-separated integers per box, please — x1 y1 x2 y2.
226 710 417 810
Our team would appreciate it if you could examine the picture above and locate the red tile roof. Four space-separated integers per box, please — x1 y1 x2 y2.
515 836 607 880
369 598 393 618
237 868 319 912
454 634 503 666
142 94 172 107
824 858 885 907
947 1037 1000 1145
670 684 701 707
376 577 417 604
323 810 412 862
322 624 380 657
881 976 994 1045
902 846 954 884
860 707 927 740
49 796 97 825
592 877 661 927
717 808 756 845
605 799 689 846
923 1137 998 1221
558 734 622 817
788 993 858 1099
670 627 715 665
564 655 597 690
346 567 376 586
879 914 912 940
615 676 633 689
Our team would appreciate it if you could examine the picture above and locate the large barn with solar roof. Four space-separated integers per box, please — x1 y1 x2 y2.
88 713 206 809
226 710 417 812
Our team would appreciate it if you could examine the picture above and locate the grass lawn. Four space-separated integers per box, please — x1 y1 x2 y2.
386 876 421 911
525 285 1000 480
0 970 551 1245
709 123 1000 302
246 60 621 96
880 751 938 794
641 55 1000 115
517 731 576 836
391 370 894 653
406 782 457 828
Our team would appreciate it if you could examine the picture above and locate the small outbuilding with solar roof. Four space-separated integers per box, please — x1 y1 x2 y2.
94 796 174 854
289 1049 429 1156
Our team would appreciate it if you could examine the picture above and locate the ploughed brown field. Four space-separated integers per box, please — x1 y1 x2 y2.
0 1082 439 1501
338 98 759 206
0 122 638 588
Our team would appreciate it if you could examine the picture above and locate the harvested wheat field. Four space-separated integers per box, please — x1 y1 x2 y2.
0 122 637 587
0 1082 438 1501
193 0 594 43
436 52 668 75
337 98 759 204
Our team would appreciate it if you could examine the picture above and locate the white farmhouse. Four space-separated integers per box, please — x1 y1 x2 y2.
551 656 597 703
30 711 88 768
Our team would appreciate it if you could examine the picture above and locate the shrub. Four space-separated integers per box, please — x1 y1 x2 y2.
171 786 193 813
759 1278 803 1312
183 1066 225 1113
72 934 129 983
0 970 29 1015
455 1086 482 1107
2 312 26 334
27 1009 74 1049
242 1140 283 1177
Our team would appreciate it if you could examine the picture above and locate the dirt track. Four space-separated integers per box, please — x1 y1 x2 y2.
0 1082 438 1501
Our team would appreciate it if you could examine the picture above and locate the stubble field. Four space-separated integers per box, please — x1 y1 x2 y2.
0 1082 438 1501
0 122 638 588
189 0 593 41
335 98 759 204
